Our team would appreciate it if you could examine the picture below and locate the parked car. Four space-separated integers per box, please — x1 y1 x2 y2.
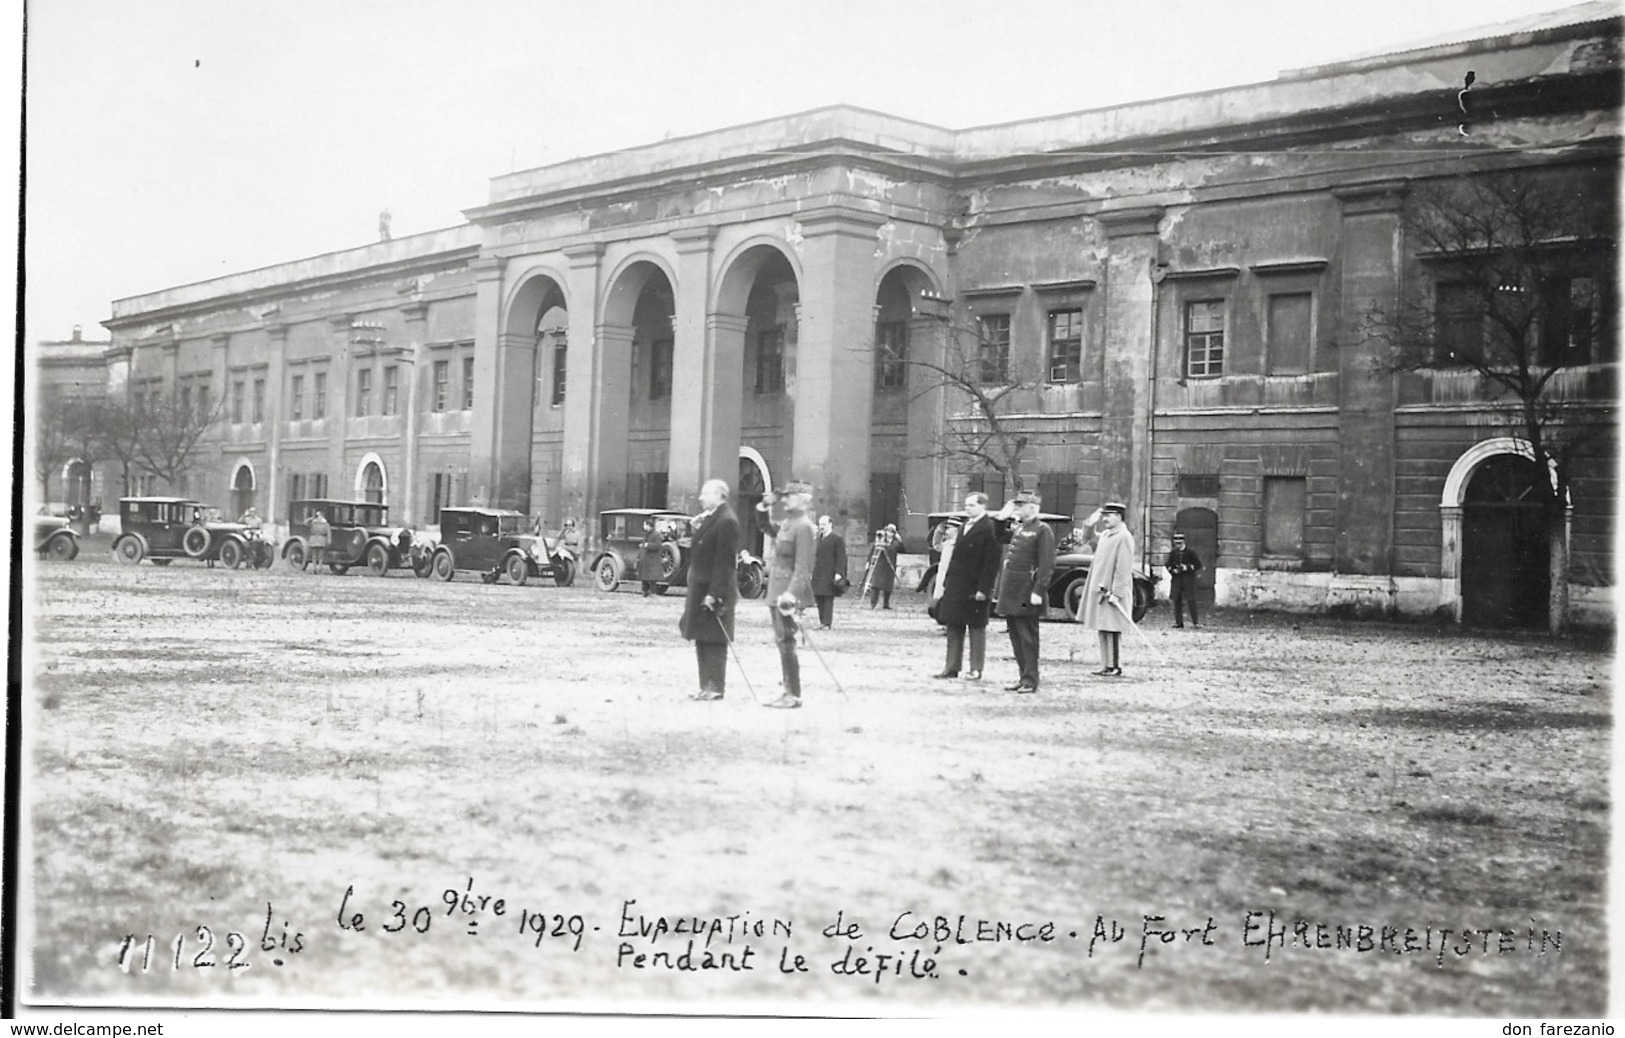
34 514 79 561
427 507 576 586
590 507 766 597
111 497 272 569
282 498 415 576
915 510 1157 623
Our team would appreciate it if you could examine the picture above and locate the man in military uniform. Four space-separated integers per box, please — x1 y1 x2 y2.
756 480 816 709
993 490 1056 694
1165 532 1204 628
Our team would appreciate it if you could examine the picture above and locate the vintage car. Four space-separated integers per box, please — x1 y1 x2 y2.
282 498 415 576
34 514 80 560
111 497 273 569
426 506 576 586
916 510 1158 623
590 507 766 597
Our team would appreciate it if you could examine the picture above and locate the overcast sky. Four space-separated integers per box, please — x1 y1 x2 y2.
21 0 1610 344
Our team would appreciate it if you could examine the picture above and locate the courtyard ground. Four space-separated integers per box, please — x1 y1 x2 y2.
18 544 1614 1017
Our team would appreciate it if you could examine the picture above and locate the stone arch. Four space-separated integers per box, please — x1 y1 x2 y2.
502 267 570 338
713 237 804 316
737 446 773 557
355 452 387 504
229 458 257 518
602 252 679 328
1438 437 1568 624
601 257 679 511
869 259 946 541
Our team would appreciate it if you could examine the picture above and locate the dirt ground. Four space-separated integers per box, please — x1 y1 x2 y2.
19 539 1614 1017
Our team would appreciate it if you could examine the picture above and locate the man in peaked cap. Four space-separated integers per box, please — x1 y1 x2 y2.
757 479 816 708
1077 501 1137 675
993 489 1056 694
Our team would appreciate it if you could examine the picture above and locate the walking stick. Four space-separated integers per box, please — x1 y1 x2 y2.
709 601 761 703
796 618 851 701
1105 593 1170 667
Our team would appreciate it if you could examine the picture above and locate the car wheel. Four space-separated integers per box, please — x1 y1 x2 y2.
256 545 275 569
737 561 764 599
659 542 682 580
413 554 435 579
366 542 391 577
506 554 529 586
219 539 242 570
1063 576 1088 622
114 535 145 565
284 541 307 571
554 557 576 588
182 526 211 558
1132 581 1150 624
47 534 78 561
433 550 456 582
329 561 350 576
594 555 620 593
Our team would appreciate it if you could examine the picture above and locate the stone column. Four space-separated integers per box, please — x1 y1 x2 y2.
559 243 605 527
667 227 720 510
1332 183 1404 575
467 255 506 506
326 315 353 491
586 321 635 516
400 301 428 525
792 206 886 527
208 333 230 497
263 321 287 522
1439 504 1462 620
1098 207 1164 551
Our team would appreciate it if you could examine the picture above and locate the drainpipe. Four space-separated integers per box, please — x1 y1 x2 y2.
1142 256 1168 572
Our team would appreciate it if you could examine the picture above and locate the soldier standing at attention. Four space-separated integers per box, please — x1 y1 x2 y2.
757 480 816 709
993 490 1055 694
1165 531 1203 629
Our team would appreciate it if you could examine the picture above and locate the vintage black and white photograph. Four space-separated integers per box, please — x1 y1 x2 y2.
15 0 1619 1024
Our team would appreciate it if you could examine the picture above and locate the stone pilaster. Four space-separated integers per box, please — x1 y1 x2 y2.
1098 206 1164 550
1332 183 1404 575
667 227 719 510
792 206 887 528
467 255 507 507
326 315 353 488
559 243 605 523
400 301 429 524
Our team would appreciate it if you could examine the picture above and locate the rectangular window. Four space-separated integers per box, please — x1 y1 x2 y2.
1046 309 1083 383
1185 301 1225 379
551 335 568 406
868 472 902 530
462 356 475 411
252 378 265 423
382 366 398 416
875 321 908 391
755 327 785 394
311 472 328 499
232 380 245 424
289 473 305 516
313 372 327 419
1541 274 1610 366
290 375 305 421
1037 472 1078 520
650 338 674 400
355 367 372 417
433 360 450 412
179 385 191 418
965 473 1006 511
634 472 669 509
1263 476 1307 558
1266 293 1313 375
196 383 210 421
978 314 1011 384
1434 282 1482 366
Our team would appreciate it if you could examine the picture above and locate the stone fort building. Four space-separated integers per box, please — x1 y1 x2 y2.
89 4 1620 626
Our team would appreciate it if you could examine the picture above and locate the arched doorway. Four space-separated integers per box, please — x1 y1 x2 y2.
603 258 677 511
501 271 570 515
231 462 256 518
1173 506 1219 606
738 449 770 558
359 459 385 505
1461 454 1550 627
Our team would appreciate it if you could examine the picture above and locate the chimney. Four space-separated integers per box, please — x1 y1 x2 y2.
71 325 82 342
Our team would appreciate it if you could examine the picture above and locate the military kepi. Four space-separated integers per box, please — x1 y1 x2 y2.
781 479 813 496
1013 489 1041 505
1101 501 1127 516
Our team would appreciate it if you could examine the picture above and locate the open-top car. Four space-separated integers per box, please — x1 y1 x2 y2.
427 506 576 586
112 497 273 569
282 498 415 576
35 514 80 561
590 507 766 597
917 509 1157 623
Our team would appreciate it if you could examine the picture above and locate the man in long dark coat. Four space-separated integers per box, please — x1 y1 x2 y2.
810 514 848 629
679 479 740 701
933 492 1002 682
638 518 665 596
994 490 1056 694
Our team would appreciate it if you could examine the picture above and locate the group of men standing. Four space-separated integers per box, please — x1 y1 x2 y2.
675 477 1203 707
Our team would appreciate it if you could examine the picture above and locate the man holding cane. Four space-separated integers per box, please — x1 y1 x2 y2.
1077 501 1136 676
680 479 741 701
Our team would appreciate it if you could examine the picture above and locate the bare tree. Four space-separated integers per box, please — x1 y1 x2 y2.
32 397 78 508
899 298 1040 501
129 392 226 492
79 397 145 498
1364 169 1616 633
